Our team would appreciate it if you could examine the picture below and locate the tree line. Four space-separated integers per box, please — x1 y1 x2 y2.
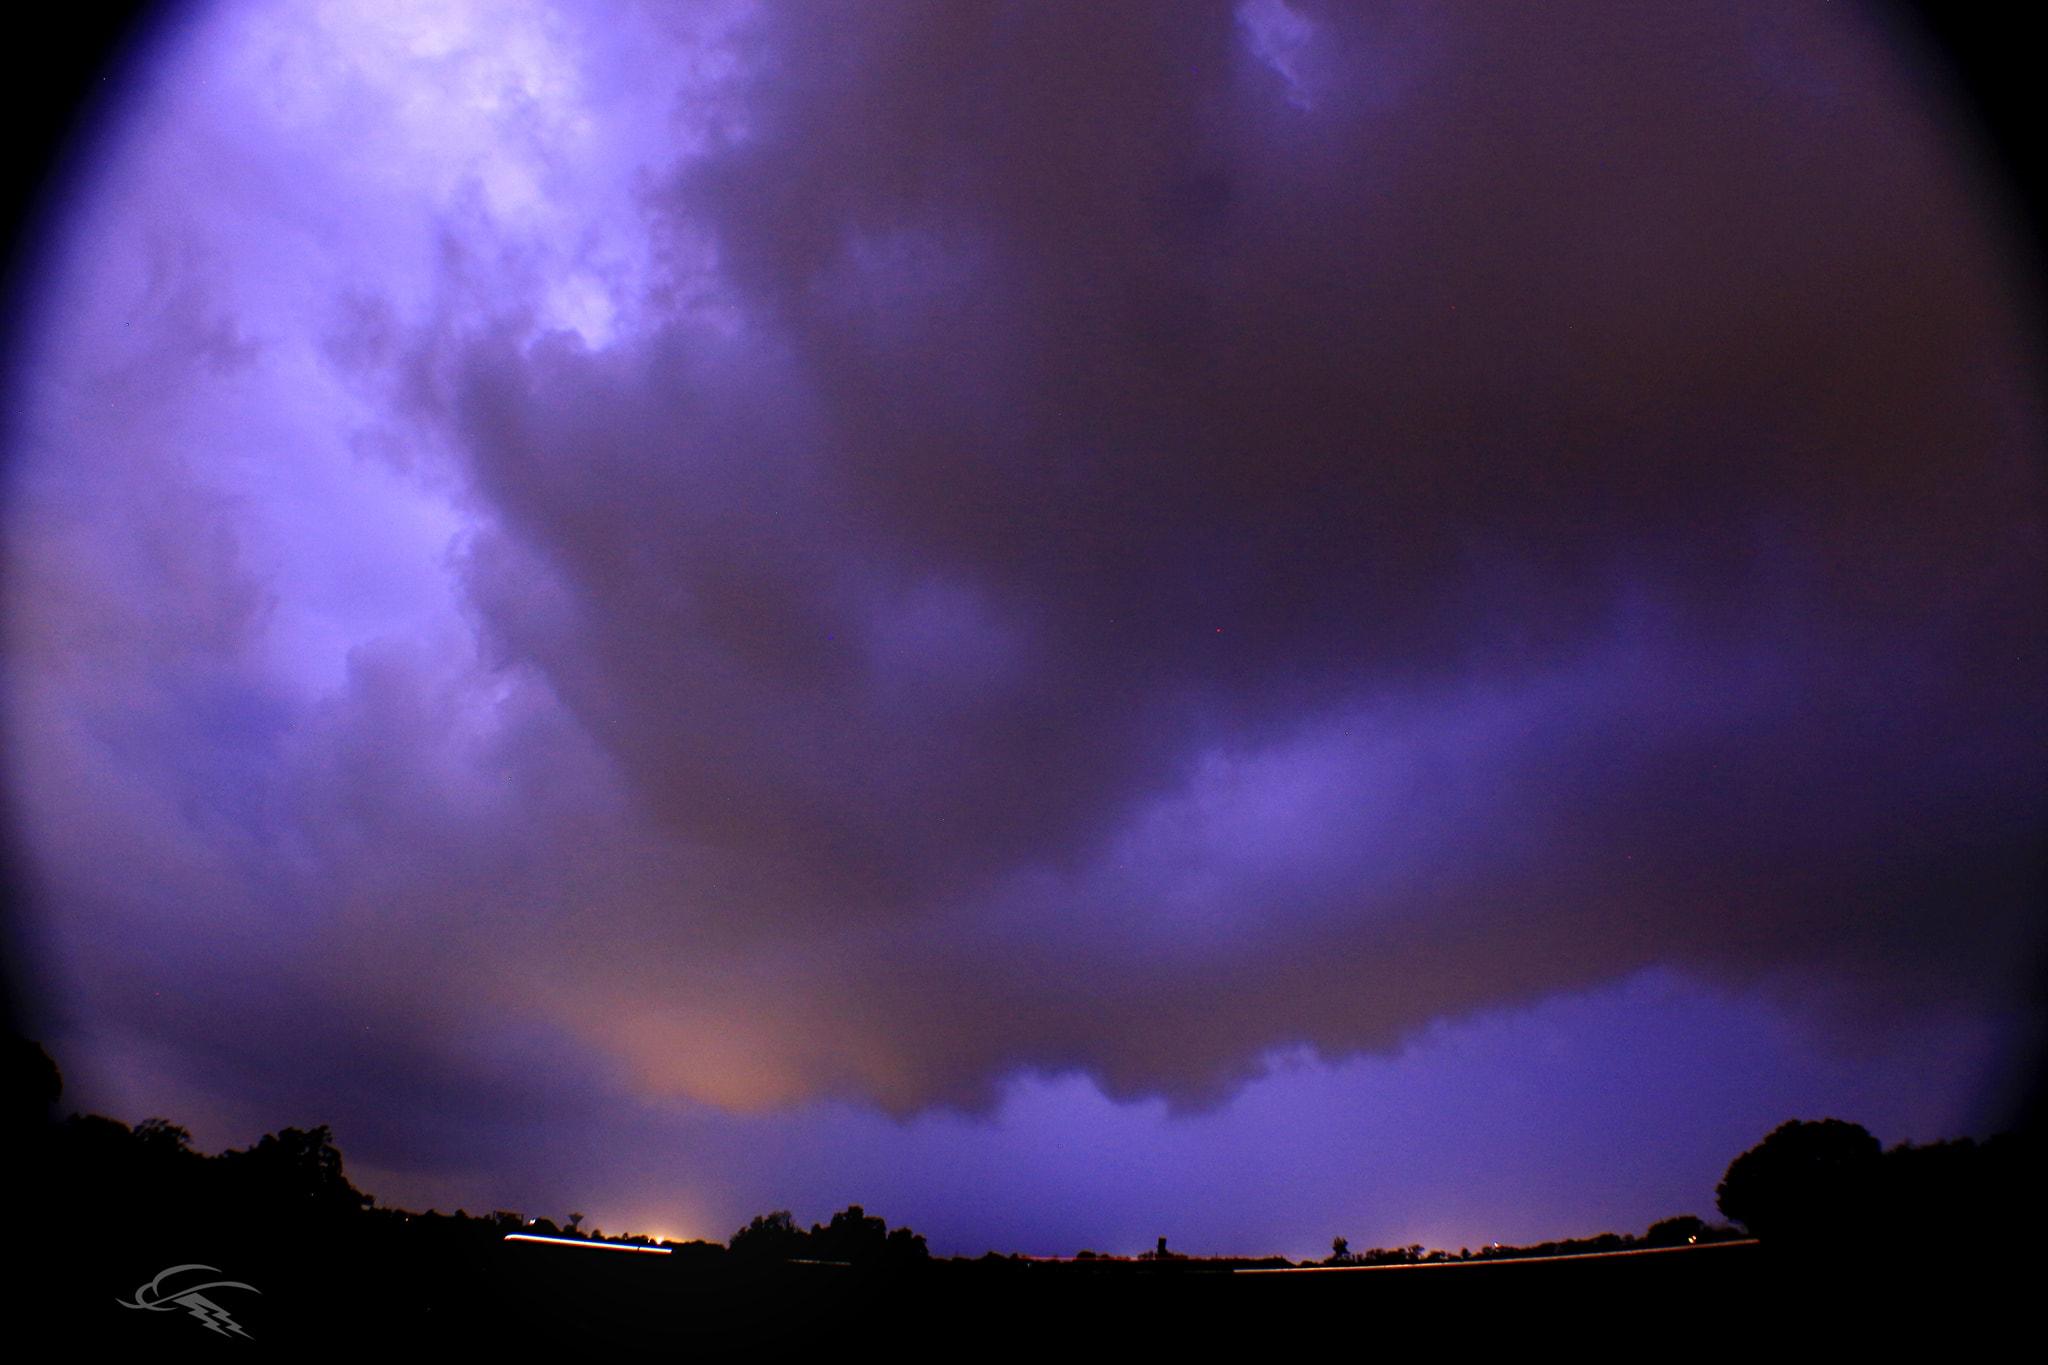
6 1035 2036 1267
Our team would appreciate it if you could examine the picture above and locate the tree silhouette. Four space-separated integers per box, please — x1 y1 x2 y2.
218 1124 373 1219
884 1224 929 1264
811 1204 888 1263
132 1116 195 1156
4 1036 62 1125
730 1209 807 1262
1644 1214 1706 1247
1717 1118 1882 1246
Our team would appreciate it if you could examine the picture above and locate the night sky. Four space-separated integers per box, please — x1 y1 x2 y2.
3 1 2042 1259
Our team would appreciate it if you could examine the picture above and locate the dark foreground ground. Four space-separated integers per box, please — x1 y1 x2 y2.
30 1225 2037 1352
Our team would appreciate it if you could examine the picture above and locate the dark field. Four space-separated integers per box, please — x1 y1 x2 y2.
41 1229 2027 1351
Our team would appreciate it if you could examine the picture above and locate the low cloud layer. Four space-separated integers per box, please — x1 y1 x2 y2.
4 1 2043 1239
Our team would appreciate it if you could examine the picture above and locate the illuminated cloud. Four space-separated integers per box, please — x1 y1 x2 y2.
5 1 2040 1251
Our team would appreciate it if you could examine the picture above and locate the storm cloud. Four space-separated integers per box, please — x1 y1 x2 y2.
4 1 2042 1249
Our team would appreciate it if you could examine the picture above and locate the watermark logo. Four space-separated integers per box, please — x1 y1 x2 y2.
117 1264 261 1338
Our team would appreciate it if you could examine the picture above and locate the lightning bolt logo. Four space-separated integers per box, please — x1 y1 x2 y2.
118 1264 260 1339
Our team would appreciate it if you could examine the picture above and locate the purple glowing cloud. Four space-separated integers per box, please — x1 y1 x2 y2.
4 1 2041 1255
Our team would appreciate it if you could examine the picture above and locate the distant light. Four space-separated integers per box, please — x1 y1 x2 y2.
504 1233 671 1254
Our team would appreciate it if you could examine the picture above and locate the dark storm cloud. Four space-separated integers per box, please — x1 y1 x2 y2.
414 2 2044 1108
7 5 2042 1257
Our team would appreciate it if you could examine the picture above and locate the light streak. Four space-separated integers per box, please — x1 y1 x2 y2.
1233 1239 1759 1272
503 1233 671 1254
